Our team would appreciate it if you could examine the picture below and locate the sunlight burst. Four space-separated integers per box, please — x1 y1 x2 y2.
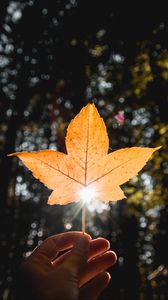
79 186 96 203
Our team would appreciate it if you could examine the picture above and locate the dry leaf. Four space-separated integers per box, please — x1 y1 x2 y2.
9 104 161 204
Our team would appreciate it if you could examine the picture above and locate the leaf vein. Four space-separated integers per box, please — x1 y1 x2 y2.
29 156 84 186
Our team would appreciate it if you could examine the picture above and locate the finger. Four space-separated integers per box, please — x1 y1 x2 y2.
62 235 90 276
32 231 91 260
79 272 111 300
88 238 110 261
52 237 110 267
79 251 117 287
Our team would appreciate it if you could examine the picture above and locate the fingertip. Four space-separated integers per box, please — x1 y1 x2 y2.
109 250 117 264
106 239 110 249
99 272 111 287
97 237 110 247
106 272 111 282
91 237 110 250
107 250 117 264
102 238 110 250
79 271 111 299
96 272 111 289
101 272 111 289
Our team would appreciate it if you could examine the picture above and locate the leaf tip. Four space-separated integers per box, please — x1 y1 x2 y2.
154 146 162 151
7 151 23 157
85 102 96 111
7 152 16 157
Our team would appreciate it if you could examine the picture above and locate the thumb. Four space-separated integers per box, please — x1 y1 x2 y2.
64 235 90 276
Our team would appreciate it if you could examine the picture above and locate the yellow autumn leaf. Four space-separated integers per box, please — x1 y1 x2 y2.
8 104 161 204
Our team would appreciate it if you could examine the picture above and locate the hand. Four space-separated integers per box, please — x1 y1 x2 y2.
17 232 117 300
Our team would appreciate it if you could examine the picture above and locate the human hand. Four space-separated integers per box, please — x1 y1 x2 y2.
17 232 117 300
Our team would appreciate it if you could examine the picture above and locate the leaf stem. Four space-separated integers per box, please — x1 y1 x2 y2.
82 205 85 234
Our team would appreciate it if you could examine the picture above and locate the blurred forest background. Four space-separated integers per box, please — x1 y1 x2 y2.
0 1 168 299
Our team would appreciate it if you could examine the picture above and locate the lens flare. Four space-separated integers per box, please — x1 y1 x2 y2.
79 186 96 203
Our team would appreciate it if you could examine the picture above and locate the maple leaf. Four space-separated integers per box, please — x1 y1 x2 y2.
8 104 160 205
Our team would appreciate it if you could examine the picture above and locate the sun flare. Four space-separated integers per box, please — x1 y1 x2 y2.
79 186 96 203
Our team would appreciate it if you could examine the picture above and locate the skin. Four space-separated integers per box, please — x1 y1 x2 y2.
17 232 117 300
